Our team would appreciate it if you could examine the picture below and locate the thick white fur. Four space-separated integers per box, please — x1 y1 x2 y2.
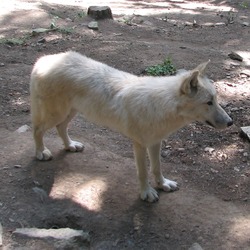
30 51 232 202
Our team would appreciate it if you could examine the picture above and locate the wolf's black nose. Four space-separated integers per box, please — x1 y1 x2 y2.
227 119 233 127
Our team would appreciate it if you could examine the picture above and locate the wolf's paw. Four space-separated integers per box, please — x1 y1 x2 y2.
140 186 159 203
36 148 53 161
158 178 179 192
66 141 84 152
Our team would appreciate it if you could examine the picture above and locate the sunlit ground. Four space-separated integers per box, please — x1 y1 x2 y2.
0 0 233 18
49 174 107 212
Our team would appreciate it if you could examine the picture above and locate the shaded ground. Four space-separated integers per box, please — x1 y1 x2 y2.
0 0 250 249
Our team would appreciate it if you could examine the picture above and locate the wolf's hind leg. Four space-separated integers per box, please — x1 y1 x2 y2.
148 142 178 192
56 109 84 152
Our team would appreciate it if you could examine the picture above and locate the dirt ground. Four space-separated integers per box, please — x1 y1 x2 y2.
0 0 250 249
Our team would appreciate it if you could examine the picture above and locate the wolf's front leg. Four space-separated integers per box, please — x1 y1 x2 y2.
133 141 159 202
148 142 178 192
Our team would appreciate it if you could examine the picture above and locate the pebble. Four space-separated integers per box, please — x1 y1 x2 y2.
188 242 203 250
178 148 185 151
165 233 170 239
210 168 219 173
88 21 98 30
234 167 240 172
230 62 240 67
204 147 215 154
14 165 22 168
0 63 5 67
240 126 250 141
16 125 31 133
241 69 250 77
243 152 248 157
143 20 153 26
230 107 239 112
215 22 226 26
37 38 46 44
217 152 228 160
161 150 171 158
228 51 243 61
241 22 249 26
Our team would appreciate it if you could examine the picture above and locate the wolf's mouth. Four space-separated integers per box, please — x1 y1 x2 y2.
206 121 215 128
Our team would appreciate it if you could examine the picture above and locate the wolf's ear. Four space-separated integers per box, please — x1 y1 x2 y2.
194 60 210 75
180 70 199 96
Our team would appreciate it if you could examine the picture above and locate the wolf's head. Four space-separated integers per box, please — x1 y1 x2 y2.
178 61 233 129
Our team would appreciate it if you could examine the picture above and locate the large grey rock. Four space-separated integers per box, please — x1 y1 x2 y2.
88 21 98 30
14 227 90 249
241 126 250 141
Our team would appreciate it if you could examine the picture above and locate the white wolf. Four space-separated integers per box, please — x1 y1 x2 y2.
30 51 233 202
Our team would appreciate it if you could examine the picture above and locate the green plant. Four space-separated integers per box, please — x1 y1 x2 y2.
0 37 28 45
240 1 248 8
77 11 86 18
145 57 176 76
58 27 74 34
49 17 74 34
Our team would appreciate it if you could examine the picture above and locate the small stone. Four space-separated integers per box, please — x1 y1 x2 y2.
14 165 22 168
234 167 240 172
241 69 250 77
240 126 250 141
204 147 215 154
231 107 239 112
143 20 153 26
0 63 5 67
217 152 228 160
16 125 30 133
161 150 170 158
241 22 249 26
230 62 240 67
188 242 203 250
215 22 226 26
228 52 243 61
203 22 215 27
178 148 185 151
37 38 46 44
88 21 98 30
243 152 248 157
210 168 219 173
165 233 170 239
33 180 41 186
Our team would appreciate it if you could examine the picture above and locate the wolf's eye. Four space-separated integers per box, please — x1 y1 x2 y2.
207 101 213 106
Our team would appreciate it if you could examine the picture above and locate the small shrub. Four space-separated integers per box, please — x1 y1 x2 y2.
77 11 86 18
145 57 176 76
0 37 27 45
